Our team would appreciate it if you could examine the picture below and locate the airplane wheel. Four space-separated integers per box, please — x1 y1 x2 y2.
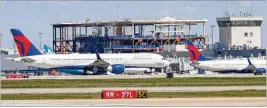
83 67 87 75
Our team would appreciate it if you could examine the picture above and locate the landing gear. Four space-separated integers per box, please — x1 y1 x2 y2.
254 72 263 75
161 68 164 74
83 67 87 75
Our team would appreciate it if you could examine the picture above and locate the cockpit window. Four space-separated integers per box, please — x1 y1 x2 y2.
162 58 166 60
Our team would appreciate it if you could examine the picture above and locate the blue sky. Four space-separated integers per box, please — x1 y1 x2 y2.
0 1 266 48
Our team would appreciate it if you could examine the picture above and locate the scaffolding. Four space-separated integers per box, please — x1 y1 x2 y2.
52 17 208 54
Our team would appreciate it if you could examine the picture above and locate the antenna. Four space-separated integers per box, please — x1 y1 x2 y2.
226 0 229 16
250 0 253 16
232 5 235 16
117 4 120 20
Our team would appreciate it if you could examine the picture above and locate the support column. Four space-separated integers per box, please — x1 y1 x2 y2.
181 26 184 38
140 25 143 36
79 27 82 37
132 23 135 53
53 26 56 53
85 27 88 36
104 27 108 36
153 24 156 38
72 27 76 53
189 24 191 38
174 25 177 36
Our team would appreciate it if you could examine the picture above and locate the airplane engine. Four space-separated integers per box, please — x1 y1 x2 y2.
107 64 125 74
85 71 94 75
255 68 266 74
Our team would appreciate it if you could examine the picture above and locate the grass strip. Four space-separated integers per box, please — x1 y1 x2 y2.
1 90 265 100
2 77 265 88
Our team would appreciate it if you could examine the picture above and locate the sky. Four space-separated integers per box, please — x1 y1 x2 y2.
0 1 266 48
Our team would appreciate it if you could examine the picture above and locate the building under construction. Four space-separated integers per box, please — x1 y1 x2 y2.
52 17 208 54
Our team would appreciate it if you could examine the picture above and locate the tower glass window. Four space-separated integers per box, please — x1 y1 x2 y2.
217 20 262 27
244 33 248 37
250 32 253 37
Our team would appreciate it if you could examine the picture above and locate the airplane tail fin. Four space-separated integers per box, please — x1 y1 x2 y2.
247 57 253 65
96 50 102 60
10 29 42 56
44 45 55 54
184 40 212 61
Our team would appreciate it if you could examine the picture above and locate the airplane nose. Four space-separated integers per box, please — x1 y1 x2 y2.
163 60 170 67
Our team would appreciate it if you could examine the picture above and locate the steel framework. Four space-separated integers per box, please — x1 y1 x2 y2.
52 18 208 53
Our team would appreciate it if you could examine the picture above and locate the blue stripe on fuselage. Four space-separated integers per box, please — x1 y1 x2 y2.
50 65 153 69
214 70 250 73
51 65 86 70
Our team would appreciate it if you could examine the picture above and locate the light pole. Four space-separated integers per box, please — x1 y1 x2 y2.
0 33 2 48
39 32 43 49
210 25 215 44
117 4 120 20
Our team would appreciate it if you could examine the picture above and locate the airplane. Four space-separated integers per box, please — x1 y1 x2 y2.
8 29 170 75
42 44 152 75
184 40 266 74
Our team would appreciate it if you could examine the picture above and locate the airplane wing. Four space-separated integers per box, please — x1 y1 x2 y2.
240 57 256 73
83 50 110 75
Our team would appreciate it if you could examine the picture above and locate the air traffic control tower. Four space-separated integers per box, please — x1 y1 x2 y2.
216 16 263 50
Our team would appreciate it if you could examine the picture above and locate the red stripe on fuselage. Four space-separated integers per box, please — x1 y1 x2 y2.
14 36 31 56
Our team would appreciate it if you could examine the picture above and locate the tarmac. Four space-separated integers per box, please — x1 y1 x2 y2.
1 74 266 107
1 98 266 107
1 73 265 80
2 86 266 94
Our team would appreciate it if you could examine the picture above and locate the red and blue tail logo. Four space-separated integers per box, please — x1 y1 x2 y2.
10 29 42 56
184 40 212 61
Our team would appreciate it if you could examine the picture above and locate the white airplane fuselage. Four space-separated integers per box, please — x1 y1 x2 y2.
193 58 266 72
11 53 170 69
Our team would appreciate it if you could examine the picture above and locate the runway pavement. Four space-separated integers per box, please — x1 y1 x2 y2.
1 73 265 80
1 98 266 107
2 86 265 94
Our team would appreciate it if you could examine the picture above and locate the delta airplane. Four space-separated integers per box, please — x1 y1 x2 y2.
184 40 266 74
42 44 152 74
8 29 170 75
